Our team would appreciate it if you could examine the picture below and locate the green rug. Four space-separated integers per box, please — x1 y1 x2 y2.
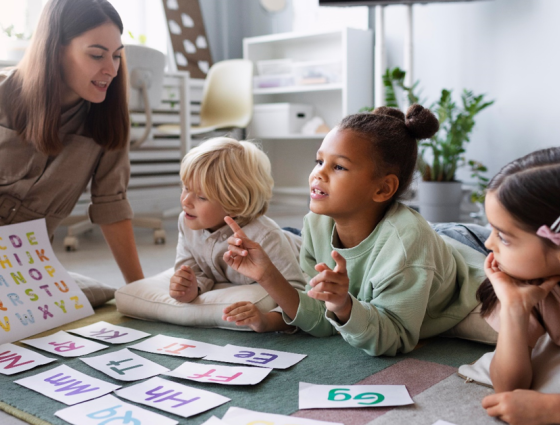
0 303 490 425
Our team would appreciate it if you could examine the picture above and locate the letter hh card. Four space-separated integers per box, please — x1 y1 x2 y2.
14 364 120 405
55 394 178 425
128 334 221 358
222 407 344 425
80 348 170 381
204 344 307 369
298 382 414 409
68 321 150 344
115 376 230 418
164 361 272 385
22 330 108 357
0 342 56 375
0 219 94 345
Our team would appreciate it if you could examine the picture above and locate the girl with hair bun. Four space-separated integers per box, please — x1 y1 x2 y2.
222 105 487 356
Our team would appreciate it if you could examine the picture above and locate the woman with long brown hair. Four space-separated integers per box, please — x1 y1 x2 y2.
0 0 144 284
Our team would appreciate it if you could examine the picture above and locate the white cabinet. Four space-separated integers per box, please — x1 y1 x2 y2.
243 28 373 206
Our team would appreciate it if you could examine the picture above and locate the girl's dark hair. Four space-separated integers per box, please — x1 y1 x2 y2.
5 0 129 155
477 147 560 316
339 104 439 201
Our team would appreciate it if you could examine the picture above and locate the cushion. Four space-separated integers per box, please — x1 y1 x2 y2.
68 271 116 308
115 268 277 331
441 303 498 345
458 333 560 392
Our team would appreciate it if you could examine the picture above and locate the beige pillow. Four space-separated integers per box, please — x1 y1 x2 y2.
68 272 116 308
115 268 277 331
441 303 498 345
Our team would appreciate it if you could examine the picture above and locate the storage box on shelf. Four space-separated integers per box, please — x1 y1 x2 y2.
243 28 373 206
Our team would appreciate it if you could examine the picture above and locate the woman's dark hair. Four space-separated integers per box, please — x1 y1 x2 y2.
339 104 439 201
4 0 129 155
478 147 560 316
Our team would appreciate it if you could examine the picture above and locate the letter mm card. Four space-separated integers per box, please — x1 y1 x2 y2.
55 394 178 425
14 364 120 405
115 376 230 418
0 342 55 375
298 382 414 409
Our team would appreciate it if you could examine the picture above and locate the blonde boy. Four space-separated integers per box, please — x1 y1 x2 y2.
170 137 306 332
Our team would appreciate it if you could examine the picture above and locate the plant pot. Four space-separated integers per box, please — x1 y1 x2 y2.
417 181 463 223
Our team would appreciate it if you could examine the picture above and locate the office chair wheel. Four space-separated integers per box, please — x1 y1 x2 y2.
154 229 166 245
64 236 79 252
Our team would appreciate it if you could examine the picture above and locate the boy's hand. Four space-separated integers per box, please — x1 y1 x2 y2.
485 253 559 316
169 265 199 303
223 216 274 283
482 390 559 425
223 301 268 332
307 250 351 323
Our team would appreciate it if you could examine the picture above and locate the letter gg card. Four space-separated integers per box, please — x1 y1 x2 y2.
80 348 170 381
68 321 150 344
22 330 107 357
204 344 306 369
0 342 56 375
0 219 94 345
115 376 230 418
298 382 414 409
164 360 272 385
14 364 121 405
129 334 221 358
55 394 178 425
222 407 344 425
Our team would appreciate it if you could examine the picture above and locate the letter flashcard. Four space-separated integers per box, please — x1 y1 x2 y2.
128 334 221 358
14 364 120 405
68 320 150 344
0 342 56 375
164 360 272 385
204 344 306 369
55 394 178 425
80 348 170 381
115 376 230 418
21 330 107 357
298 382 414 409
222 407 344 425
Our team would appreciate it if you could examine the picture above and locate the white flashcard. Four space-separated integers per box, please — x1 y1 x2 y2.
164 360 271 385
128 334 221 358
21 330 107 357
222 407 344 425
204 344 306 369
115 376 230 418
0 343 56 375
0 219 94 345
55 394 178 425
68 321 150 344
298 382 414 409
80 348 170 381
14 364 120 405
115 377 230 418
432 421 458 425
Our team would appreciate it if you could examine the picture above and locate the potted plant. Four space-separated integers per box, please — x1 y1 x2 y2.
367 67 494 222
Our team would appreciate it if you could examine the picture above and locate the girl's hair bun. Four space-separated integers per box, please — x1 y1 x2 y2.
404 104 439 140
371 106 405 122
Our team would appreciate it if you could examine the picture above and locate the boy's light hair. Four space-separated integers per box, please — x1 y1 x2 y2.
180 137 274 227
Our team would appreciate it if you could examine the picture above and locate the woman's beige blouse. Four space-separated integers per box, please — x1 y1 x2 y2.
0 70 133 237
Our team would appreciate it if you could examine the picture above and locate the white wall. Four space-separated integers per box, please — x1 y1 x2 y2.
383 0 560 181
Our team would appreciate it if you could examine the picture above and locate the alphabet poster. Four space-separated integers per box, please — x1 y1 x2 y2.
162 0 213 78
0 219 94 344
55 394 178 425
14 364 120 405
298 382 414 409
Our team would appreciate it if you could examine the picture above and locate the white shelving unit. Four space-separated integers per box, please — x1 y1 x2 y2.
243 28 373 205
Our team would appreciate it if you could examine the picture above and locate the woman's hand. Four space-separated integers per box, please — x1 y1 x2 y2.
482 390 560 425
223 216 274 283
485 252 559 315
308 250 352 323
169 265 199 303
